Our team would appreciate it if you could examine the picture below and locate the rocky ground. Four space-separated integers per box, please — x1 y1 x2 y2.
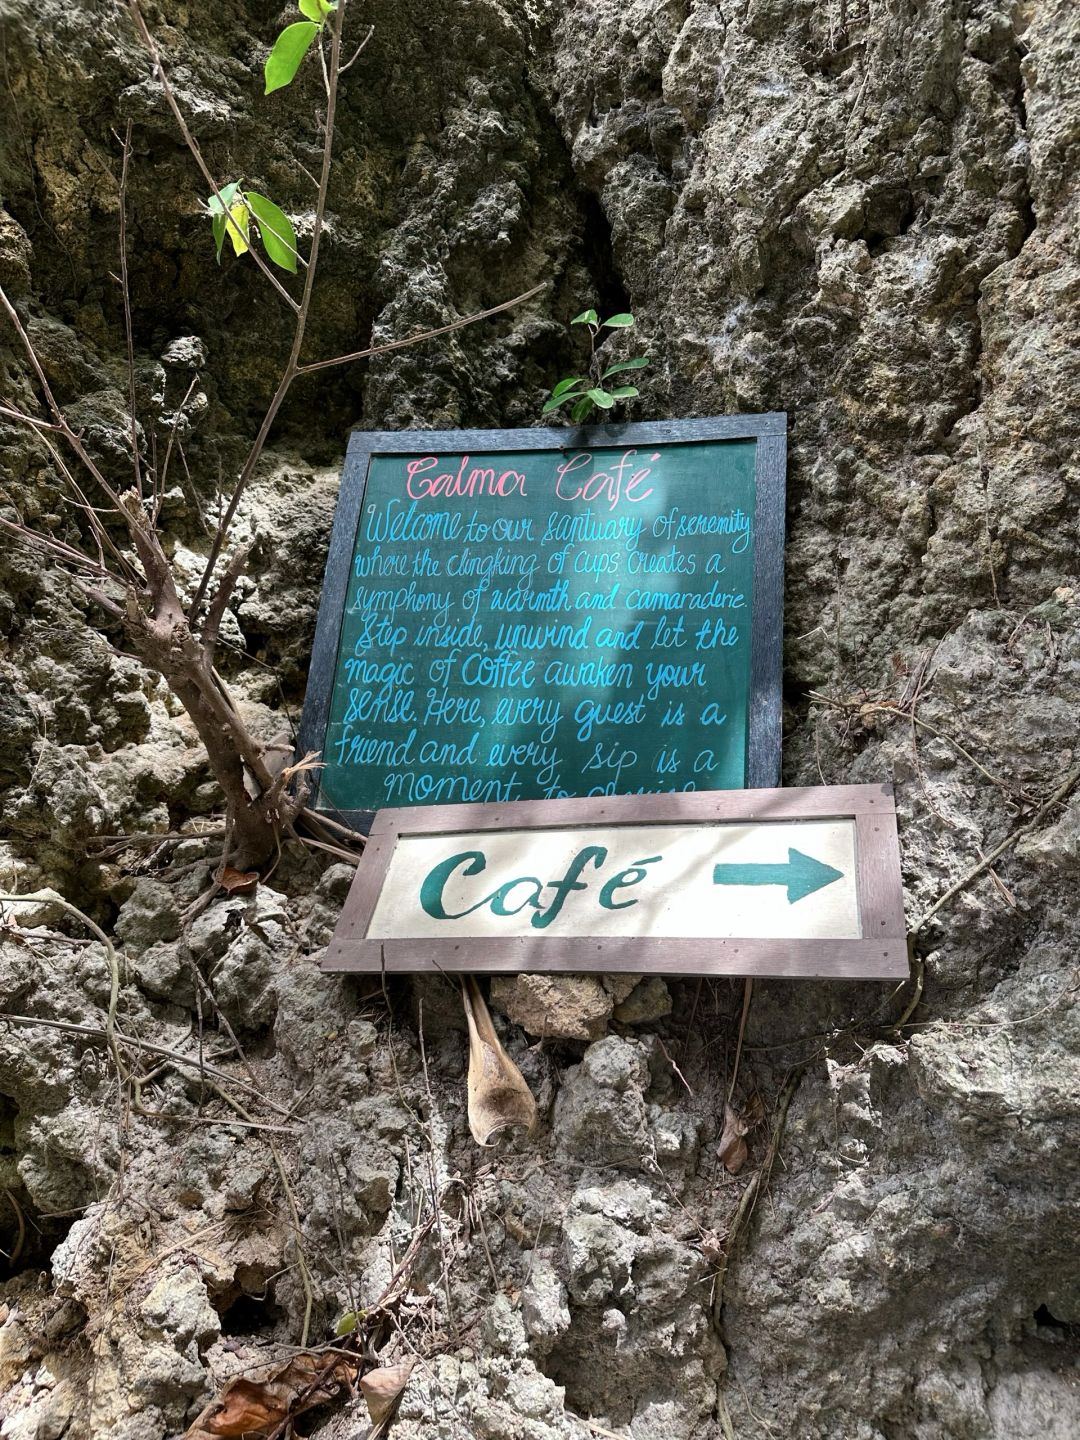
1 0 1078 1437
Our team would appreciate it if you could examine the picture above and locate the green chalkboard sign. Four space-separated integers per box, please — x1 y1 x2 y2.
299 417 786 832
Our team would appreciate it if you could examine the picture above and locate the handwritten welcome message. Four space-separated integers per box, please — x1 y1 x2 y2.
318 440 757 813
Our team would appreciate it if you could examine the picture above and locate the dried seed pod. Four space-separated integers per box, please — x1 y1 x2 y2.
461 976 538 1146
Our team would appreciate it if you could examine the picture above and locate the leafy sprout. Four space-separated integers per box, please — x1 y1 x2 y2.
265 0 337 95
205 4 335 271
543 310 649 425
207 184 299 273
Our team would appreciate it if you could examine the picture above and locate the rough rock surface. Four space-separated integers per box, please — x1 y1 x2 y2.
1 1 1079 1438
491 973 672 1039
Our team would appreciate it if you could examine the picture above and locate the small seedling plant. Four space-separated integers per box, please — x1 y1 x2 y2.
204 0 341 273
544 309 649 424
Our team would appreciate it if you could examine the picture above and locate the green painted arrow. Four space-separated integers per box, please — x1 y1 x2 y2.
712 847 845 904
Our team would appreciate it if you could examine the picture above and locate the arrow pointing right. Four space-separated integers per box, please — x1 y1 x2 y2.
712 847 845 905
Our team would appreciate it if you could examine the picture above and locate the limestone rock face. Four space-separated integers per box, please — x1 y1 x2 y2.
1 1 1079 1437
491 973 614 1041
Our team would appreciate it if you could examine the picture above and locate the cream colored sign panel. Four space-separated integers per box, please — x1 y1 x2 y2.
366 820 860 941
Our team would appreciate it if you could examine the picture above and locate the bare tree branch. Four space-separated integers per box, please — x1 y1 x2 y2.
79 583 126 619
2 398 139 581
295 281 548 376
201 541 252 661
154 372 200 524
0 404 61 432
0 514 118 578
125 0 301 315
0 284 130 514
115 119 143 498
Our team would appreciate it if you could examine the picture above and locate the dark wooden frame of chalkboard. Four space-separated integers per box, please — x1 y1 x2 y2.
298 415 787 834
320 784 908 979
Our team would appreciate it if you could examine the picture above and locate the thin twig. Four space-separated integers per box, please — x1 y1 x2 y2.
727 978 753 1104
577 1419 632 1440
655 1035 693 1096
712 1066 805 1313
895 762 1080 1028
809 691 1021 801
0 285 131 514
1 1190 26 1267
0 893 127 1082
28 427 136 577
155 373 200 522
115 121 143 498
0 403 62 431
0 515 117 577
912 764 1080 934
296 280 547 377
339 25 374 73
0 1011 291 1114
132 1109 298 1133
716 1392 737 1440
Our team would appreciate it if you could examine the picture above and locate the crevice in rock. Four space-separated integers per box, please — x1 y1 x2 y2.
208 1257 289 1339
216 1288 287 1337
1033 1303 1075 1335
0 1183 73 1279
1010 37 1037 248
862 186 917 256
577 188 632 321
528 66 631 323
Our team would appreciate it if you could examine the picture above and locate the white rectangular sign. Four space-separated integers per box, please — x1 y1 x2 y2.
367 820 860 941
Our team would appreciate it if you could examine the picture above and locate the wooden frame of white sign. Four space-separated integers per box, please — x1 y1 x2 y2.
322 783 908 979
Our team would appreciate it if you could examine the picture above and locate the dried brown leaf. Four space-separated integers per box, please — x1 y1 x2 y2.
219 866 259 896
184 1351 359 1439
743 1091 766 1126
697 1228 728 1265
718 1102 750 1174
360 1358 415 1426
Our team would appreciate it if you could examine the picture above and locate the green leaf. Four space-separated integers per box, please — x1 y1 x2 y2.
298 0 330 22
245 190 298 273
570 397 594 424
587 388 615 409
543 389 588 413
206 181 242 216
571 308 599 326
212 212 227 263
264 21 319 94
610 386 639 399
226 202 250 256
601 356 649 379
335 1309 364 1337
602 313 635 328
552 376 587 399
